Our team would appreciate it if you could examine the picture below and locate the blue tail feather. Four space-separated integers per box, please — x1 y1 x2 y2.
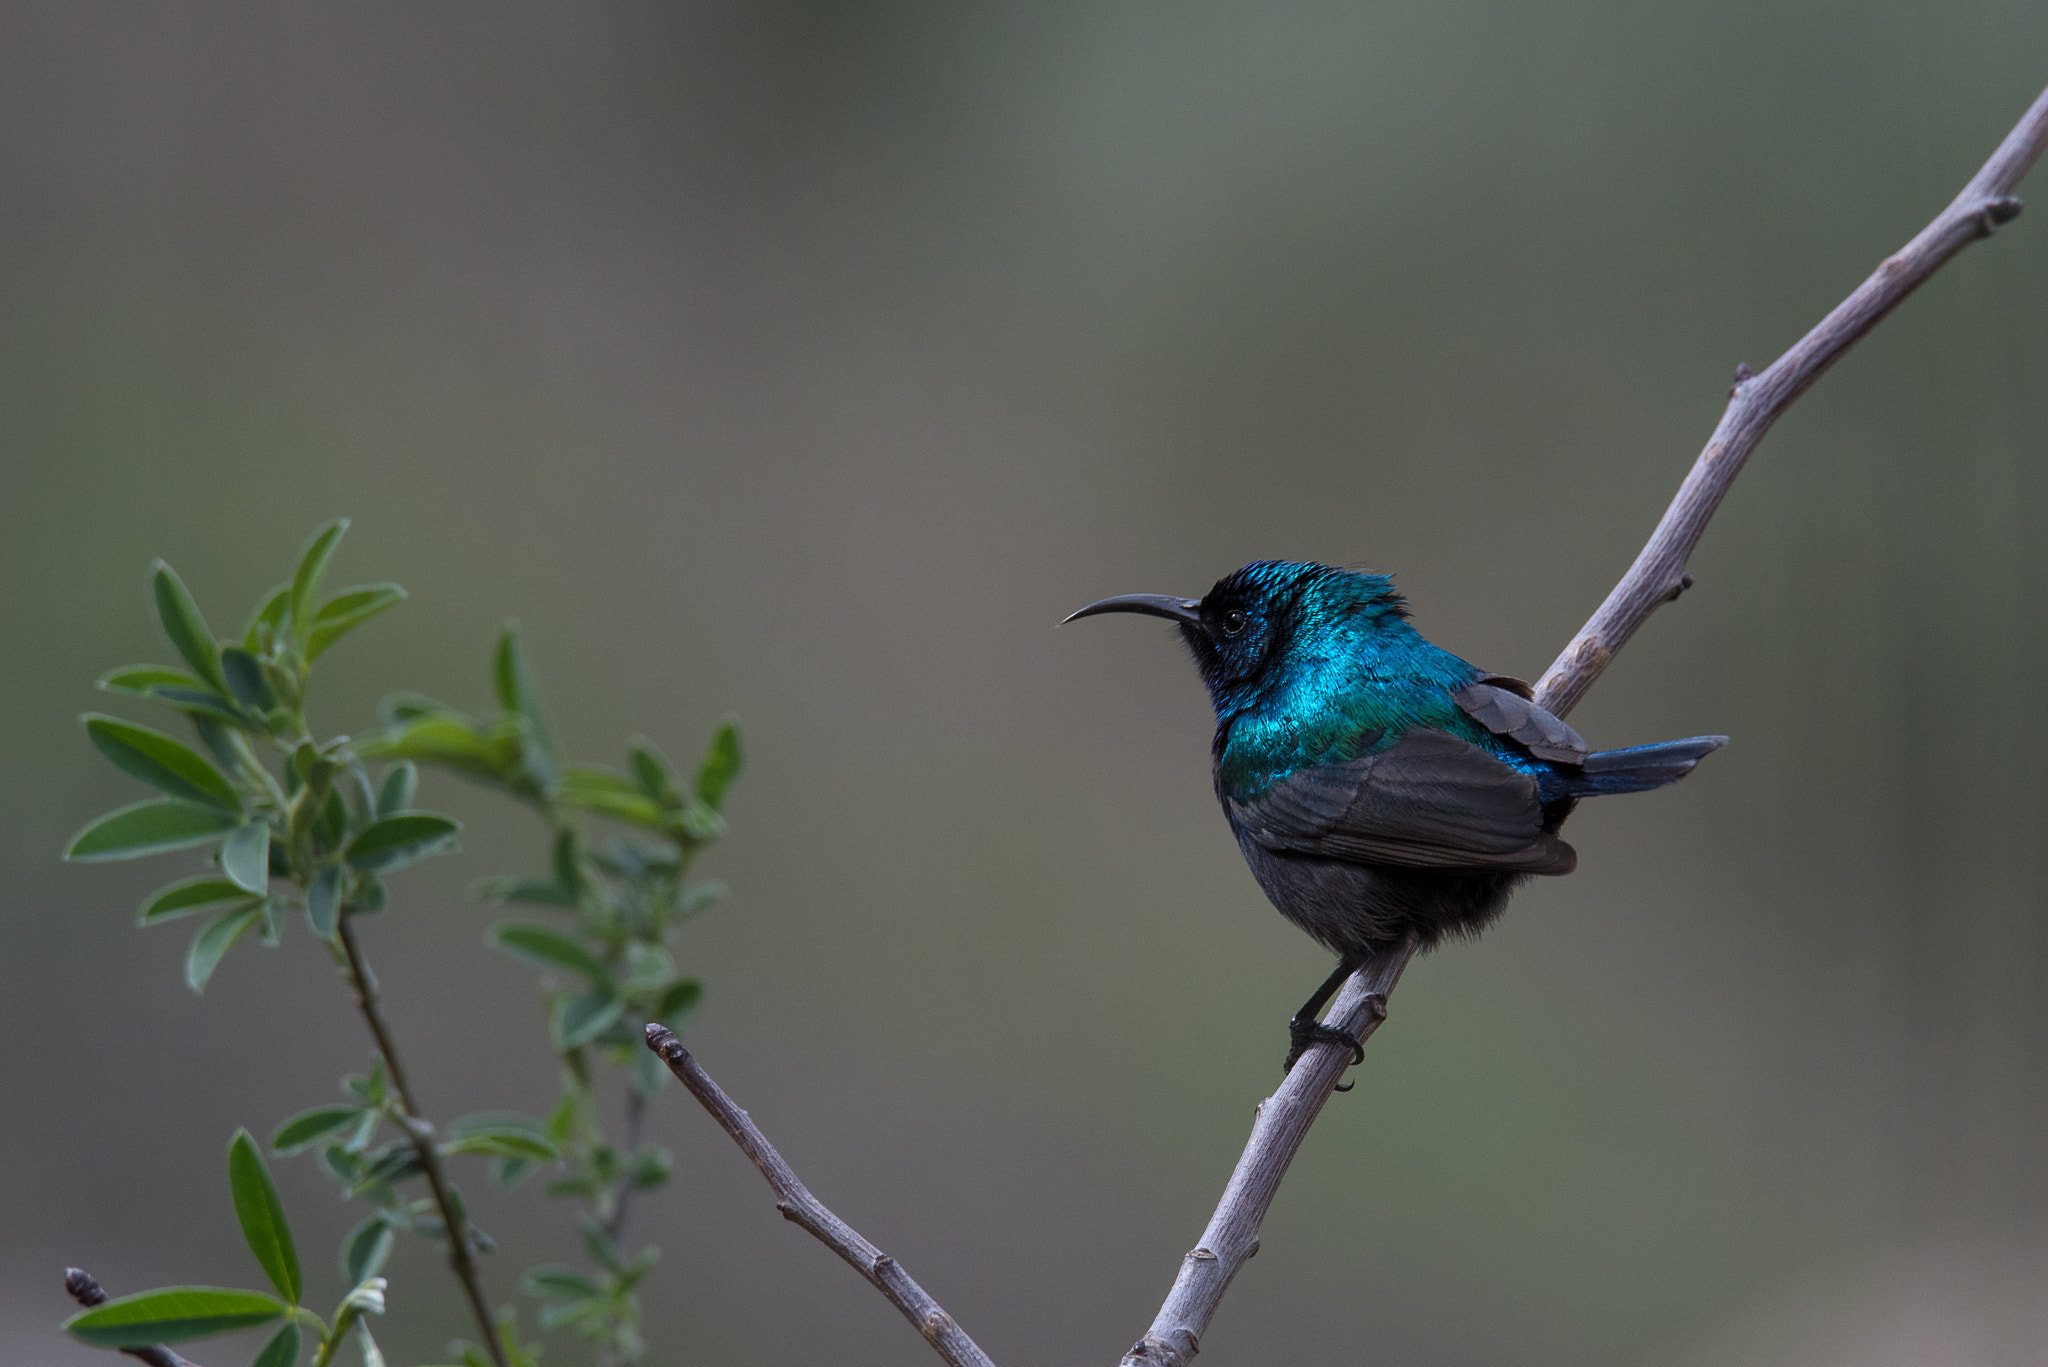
1543 735 1727 800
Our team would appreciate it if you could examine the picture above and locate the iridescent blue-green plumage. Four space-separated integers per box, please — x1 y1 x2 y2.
1073 559 1726 962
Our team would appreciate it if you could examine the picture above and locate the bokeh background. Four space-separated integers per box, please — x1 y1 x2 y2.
5 4 2048 1365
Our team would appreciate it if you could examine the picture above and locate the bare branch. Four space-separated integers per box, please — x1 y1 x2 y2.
643 1024 997 1367
1120 79 2048 1367
1120 947 1414 1367
63 1268 201 1367
1534 83 2048 718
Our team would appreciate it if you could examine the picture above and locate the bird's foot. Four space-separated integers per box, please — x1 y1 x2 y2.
1284 1018 1365 1090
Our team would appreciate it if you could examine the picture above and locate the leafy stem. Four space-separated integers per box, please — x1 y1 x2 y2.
334 915 509 1367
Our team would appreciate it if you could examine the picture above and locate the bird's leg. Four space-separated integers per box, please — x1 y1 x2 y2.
1285 959 1366 1085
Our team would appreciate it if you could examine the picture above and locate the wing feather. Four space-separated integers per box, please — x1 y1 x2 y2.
1452 678 1590 765
1229 729 1577 874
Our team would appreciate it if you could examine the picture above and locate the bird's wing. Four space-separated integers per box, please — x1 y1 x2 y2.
1452 676 1589 765
1229 728 1578 873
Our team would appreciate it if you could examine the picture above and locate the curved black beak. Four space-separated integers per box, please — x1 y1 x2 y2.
1062 593 1204 627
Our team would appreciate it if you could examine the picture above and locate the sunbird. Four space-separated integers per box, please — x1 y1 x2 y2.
1068 560 1724 1075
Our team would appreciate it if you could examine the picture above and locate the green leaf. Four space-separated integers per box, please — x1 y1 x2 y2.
66 798 240 862
630 1047 668 1098
520 1265 602 1300
359 716 515 787
653 978 703 1025
272 1106 367 1156
99 666 246 726
63 1287 286 1347
376 762 416 817
229 1128 302 1304
492 623 557 766
627 738 682 810
84 715 242 812
695 718 742 810
315 788 347 850
307 584 406 662
489 923 611 985
250 1320 300 1367
358 1323 387 1367
242 582 291 652
221 821 272 893
98 665 203 696
551 993 625 1050
306 865 343 939
342 1215 395 1285
139 877 258 925
471 875 577 908
345 813 460 873
219 647 278 711
186 902 263 991
441 1113 560 1162
153 562 228 695
556 768 667 828
290 519 349 651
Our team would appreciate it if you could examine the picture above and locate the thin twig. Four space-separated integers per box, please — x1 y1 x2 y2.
643 1024 998 1367
1121 948 1414 1366
1118 80 2048 1367
1535 83 2048 718
335 918 509 1367
63 1268 200 1367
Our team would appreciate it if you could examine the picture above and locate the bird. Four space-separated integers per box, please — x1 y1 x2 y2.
1067 559 1725 1077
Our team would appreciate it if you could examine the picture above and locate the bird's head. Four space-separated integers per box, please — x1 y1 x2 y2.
1065 560 1408 713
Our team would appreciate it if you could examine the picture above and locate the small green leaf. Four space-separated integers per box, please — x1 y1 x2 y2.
315 788 347 849
492 623 557 765
345 813 460 873
221 822 271 893
628 738 682 810
489 923 611 985
307 584 406 662
521 1266 603 1301
630 1047 668 1098
229 1128 302 1304
342 1215 395 1285
305 865 342 938
471 875 577 908
242 582 291 652
556 768 667 828
84 715 242 811
272 1106 366 1155
219 647 277 711
695 718 742 810
359 716 515 786
653 978 703 1025
64 1287 286 1347
441 1113 560 1162
552 993 625 1050
186 902 264 991
66 798 240 862
290 520 349 651
139 877 257 925
250 1319 300 1367
358 1323 387 1367
153 562 229 695
376 762 416 817
624 942 674 990
99 665 202 696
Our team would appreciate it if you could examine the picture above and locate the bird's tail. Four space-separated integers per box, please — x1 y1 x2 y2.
1554 735 1728 798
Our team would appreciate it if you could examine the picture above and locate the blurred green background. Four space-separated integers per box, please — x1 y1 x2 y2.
5 4 2048 1364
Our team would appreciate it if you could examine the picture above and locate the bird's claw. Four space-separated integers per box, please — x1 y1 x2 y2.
1284 1018 1365 1089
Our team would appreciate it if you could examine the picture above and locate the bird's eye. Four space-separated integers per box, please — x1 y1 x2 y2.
1221 610 1248 638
